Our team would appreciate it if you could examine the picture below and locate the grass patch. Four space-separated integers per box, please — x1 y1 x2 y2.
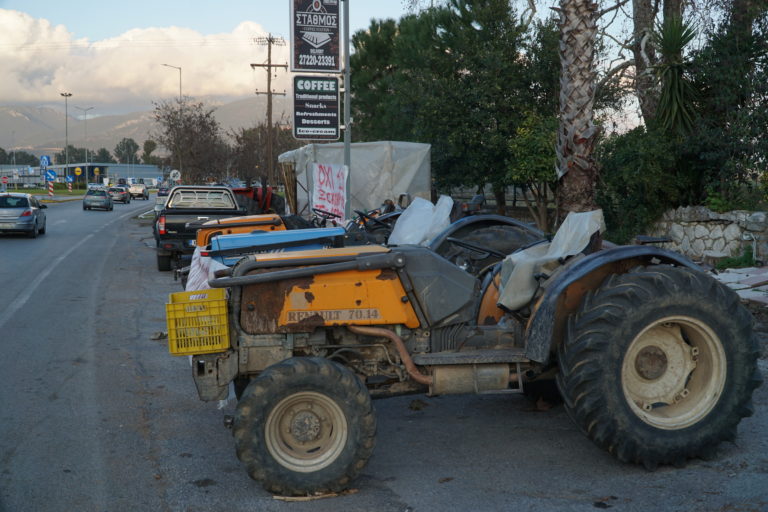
716 246 754 271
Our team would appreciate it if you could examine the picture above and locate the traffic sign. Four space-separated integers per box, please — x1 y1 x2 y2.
170 170 181 181
65 175 74 183
1 176 7 184
293 75 339 140
45 170 57 182
94 168 100 175
74 167 82 176
39 155 51 168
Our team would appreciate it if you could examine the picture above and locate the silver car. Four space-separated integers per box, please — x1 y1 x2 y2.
0 193 47 238
83 188 114 211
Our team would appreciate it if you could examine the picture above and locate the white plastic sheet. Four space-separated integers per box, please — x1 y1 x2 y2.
185 247 230 292
497 210 606 311
388 195 453 246
278 141 431 216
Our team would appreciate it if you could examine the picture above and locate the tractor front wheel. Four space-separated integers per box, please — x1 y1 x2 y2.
557 266 761 469
233 357 376 495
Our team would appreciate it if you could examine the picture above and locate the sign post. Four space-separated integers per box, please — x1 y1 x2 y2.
293 76 340 140
45 169 56 198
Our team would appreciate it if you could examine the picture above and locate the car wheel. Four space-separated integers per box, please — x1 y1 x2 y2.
83 204 87 210
39 221 46 235
28 224 38 238
234 357 376 496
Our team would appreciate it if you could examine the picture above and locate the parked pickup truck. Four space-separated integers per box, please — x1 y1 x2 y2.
129 183 150 200
155 186 246 271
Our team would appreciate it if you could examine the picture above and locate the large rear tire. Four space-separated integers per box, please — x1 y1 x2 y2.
233 357 376 496
556 266 762 469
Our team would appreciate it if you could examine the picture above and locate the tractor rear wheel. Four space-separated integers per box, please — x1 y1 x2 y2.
233 357 376 495
557 265 762 469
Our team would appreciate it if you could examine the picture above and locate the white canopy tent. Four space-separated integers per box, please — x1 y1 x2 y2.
278 141 431 216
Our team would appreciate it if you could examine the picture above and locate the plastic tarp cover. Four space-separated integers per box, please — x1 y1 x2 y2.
497 210 606 311
278 141 431 215
388 195 453 246
185 247 230 291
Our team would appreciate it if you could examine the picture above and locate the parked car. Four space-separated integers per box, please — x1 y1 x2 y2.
0 193 47 238
83 188 113 211
87 183 104 190
108 186 131 204
129 183 150 200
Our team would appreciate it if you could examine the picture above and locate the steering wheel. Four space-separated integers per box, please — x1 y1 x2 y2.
311 207 341 227
354 209 391 230
312 207 341 219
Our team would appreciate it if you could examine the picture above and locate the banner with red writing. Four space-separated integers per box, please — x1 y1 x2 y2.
311 162 347 221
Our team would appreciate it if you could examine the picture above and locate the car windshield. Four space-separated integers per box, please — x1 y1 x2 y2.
0 196 29 208
87 189 107 196
109 188 122 193
167 190 236 209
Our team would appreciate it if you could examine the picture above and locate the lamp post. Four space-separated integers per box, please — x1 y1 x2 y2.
161 64 183 176
60 92 72 180
75 106 93 187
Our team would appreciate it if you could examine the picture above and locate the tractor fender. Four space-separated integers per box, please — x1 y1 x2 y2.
427 214 544 252
524 245 703 364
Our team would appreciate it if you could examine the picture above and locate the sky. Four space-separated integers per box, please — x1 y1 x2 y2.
0 1 411 115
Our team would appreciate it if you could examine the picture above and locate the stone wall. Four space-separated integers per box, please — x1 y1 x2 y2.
649 206 768 262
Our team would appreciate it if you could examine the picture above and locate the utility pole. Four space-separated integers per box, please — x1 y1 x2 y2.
251 34 287 185
61 92 72 180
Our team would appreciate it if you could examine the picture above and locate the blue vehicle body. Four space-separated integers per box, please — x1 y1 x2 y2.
208 227 346 266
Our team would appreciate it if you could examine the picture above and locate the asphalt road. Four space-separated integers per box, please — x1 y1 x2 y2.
0 198 766 512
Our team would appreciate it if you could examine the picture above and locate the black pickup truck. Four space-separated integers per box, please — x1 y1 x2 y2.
154 186 246 271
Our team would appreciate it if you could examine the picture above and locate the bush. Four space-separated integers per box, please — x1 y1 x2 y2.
596 127 681 244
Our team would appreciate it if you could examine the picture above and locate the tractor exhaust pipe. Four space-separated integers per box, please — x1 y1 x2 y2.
347 325 432 386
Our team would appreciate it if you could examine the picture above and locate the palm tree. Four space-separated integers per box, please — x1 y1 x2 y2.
555 0 600 215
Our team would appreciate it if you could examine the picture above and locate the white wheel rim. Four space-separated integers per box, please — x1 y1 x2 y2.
265 391 348 473
621 315 726 430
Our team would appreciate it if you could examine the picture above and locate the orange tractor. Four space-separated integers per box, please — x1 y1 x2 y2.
166 215 762 496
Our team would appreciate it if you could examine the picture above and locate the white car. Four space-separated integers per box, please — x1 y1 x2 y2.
129 183 149 200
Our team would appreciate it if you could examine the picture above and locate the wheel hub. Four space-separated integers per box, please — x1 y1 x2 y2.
290 411 321 443
622 316 726 430
265 391 348 473
634 345 668 380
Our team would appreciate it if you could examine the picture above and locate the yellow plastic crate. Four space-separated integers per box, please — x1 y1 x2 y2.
166 288 230 355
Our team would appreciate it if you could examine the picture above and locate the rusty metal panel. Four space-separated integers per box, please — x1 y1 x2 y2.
239 267 420 334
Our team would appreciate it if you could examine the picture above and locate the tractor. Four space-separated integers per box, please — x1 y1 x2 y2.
165 211 762 496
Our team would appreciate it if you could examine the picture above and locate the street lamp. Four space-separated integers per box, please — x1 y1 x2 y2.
75 106 94 187
161 63 183 175
161 63 182 102
60 92 72 179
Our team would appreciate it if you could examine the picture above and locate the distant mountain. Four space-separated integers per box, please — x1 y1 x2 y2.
0 96 291 157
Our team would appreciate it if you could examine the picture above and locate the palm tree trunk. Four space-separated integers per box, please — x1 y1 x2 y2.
556 0 600 215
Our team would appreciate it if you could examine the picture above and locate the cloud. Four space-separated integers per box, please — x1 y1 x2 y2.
0 9 291 113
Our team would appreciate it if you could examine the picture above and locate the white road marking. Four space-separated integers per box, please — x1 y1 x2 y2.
0 208 138 329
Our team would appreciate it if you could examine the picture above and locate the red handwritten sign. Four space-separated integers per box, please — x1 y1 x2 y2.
312 163 347 220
